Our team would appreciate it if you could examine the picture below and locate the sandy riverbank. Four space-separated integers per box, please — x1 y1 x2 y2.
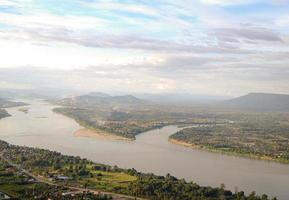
74 128 131 141
169 138 200 148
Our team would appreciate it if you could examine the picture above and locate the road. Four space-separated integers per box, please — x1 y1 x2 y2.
0 154 145 200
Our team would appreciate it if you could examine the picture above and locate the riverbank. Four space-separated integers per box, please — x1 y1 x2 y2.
0 139 273 200
74 128 132 141
169 138 289 164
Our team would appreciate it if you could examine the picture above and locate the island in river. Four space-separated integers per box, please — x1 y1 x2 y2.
52 93 289 164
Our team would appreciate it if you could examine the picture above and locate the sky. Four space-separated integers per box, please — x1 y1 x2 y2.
0 0 289 96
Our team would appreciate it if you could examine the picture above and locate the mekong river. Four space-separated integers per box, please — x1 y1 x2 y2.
0 100 288 200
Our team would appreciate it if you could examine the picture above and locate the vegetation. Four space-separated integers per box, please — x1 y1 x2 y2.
51 94 206 139
170 113 289 163
52 93 240 140
53 107 169 139
0 140 276 200
53 93 289 164
0 159 112 199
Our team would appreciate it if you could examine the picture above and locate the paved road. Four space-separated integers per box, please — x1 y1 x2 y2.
0 154 145 200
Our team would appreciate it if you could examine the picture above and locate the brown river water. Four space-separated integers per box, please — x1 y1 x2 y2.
0 99 288 200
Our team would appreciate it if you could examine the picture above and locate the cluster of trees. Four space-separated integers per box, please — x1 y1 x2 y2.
127 173 275 200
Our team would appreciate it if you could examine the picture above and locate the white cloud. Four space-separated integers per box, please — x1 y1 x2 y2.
0 37 163 70
82 2 159 17
0 12 108 31
200 0 289 6
0 81 32 90
0 0 18 6
200 0 263 6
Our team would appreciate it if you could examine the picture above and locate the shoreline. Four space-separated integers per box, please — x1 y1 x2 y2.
74 128 132 141
169 138 289 165
52 108 135 141
169 138 200 148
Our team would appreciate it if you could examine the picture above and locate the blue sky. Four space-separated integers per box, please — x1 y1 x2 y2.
0 0 289 96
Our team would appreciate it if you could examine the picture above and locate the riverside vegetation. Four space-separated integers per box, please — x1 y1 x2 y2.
52 93 210 139
170 112 289 163
0 139 276 200
53 93 289 164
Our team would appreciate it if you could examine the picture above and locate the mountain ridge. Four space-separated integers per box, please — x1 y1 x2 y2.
58 93 145 108
221 92 289 112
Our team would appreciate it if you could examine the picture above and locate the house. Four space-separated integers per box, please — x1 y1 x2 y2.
56 175 72 181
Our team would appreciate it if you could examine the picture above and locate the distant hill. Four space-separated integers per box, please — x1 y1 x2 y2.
57 93 145 108
0 98 28 108
221 93 289 112
136 93 227 105
109 95 143 104
86 92 111 98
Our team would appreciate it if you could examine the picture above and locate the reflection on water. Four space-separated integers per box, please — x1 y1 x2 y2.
0 99 289 200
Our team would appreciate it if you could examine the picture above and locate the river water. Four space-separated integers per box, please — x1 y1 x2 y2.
0 99 288 200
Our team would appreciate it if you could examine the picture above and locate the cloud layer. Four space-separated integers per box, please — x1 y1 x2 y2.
0 0 289 96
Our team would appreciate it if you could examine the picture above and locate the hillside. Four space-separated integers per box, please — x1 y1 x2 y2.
222 93 289 112
57 93 145 109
